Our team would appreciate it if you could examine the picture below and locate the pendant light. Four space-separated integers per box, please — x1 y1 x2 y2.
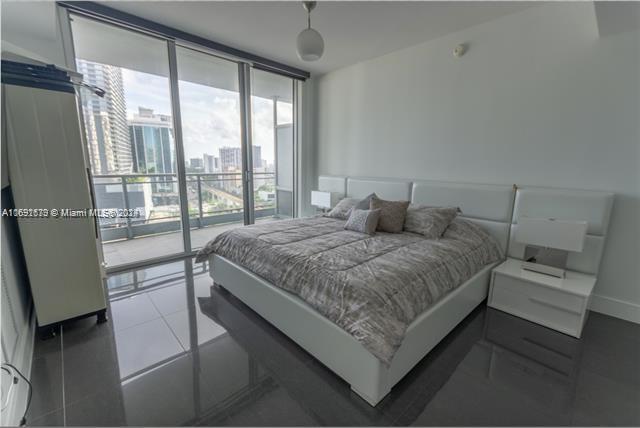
296 1 324 62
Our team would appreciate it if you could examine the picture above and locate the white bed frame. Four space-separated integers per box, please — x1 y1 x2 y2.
208 176 517 405
207 178 614 405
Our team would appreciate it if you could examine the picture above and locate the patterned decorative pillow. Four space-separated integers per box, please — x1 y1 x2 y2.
404 205 461 238
369 198 410 233
344 209 381 235
326 193 378 220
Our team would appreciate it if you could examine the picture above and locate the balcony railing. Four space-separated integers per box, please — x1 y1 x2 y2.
92 172 278 242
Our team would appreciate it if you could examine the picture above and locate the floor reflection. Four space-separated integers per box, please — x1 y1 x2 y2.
27 258 640 426
408 310 584 426
106 260 207 297
109 259 323 426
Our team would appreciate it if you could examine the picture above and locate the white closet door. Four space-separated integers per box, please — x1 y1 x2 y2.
4 84 105 326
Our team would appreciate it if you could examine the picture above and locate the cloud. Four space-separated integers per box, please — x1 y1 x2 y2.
122 69 172 117
122 68 292 164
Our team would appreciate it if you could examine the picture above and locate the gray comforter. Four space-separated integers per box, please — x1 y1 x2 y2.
195 216 502 365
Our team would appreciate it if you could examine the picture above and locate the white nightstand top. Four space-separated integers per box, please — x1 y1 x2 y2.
493 258 596 297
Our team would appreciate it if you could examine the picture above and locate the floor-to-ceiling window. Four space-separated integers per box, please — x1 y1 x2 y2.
69 13 299 269
251 70 296 219
175 46 246 251
71 14 185 268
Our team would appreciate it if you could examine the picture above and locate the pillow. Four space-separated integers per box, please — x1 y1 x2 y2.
353 193 377 210
326 193 378 220
369 198 410 233
344 209 381 235
404 205 461 239
326 198 359 219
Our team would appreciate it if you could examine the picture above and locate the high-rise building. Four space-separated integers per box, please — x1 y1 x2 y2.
128 107 174 176
189 158 204 170
252 145 262 169
218 146 263 171
203 154 219 173
128 108 175 195
219 146 242 172
76 59 131 174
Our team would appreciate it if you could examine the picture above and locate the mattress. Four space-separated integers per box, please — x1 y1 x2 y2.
196 216 502 365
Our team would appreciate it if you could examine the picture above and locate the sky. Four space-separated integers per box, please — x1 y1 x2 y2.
122 69 292 164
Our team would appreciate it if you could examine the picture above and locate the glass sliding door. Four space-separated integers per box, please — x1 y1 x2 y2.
251 69 296 221
71 13 300 266
175 46 245 251
71 15 184 268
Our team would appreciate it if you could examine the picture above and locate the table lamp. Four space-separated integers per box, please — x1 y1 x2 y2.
311 190 341 213
515 216 588 278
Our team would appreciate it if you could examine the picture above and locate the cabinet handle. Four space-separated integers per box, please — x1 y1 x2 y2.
528 297 581 315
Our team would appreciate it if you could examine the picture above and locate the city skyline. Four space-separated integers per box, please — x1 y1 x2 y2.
128 106 273 175
122 68 286 166
79 61 287 176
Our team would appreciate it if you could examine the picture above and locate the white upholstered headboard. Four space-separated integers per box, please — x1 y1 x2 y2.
347 177 412 201
411 181 515 253
318 175 515 252
317 176 614 271
509 187 614 275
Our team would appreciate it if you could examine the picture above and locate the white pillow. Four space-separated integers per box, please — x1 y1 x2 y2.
326 193 377 220
326 198 359 219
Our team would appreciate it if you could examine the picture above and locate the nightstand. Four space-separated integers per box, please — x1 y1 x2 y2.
488 258 596 338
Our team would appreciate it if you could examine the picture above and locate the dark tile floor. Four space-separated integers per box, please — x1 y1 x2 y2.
27 258 640 426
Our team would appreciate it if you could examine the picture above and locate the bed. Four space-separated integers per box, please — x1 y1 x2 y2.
198 177 516 405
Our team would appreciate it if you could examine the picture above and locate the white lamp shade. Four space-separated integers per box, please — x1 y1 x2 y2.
515 217 587 252
296 28 324 61
311 190 340 209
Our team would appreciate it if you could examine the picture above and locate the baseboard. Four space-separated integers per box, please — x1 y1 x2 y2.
589 293 640 324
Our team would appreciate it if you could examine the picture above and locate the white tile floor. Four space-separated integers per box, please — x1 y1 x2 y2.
114 317 184 378
147 284 188 315
164 309 227 349
111 294 160 332
109 267 227 380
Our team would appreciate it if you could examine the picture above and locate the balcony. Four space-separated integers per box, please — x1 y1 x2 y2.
94 172 288 267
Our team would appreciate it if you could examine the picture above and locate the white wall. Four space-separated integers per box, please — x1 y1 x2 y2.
297 78 319 217
315 3 639 322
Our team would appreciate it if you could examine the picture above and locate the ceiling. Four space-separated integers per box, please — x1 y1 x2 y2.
102 1 533 76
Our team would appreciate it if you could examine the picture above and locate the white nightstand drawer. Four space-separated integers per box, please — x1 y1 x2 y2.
491 275 585 336
494 274 585 313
